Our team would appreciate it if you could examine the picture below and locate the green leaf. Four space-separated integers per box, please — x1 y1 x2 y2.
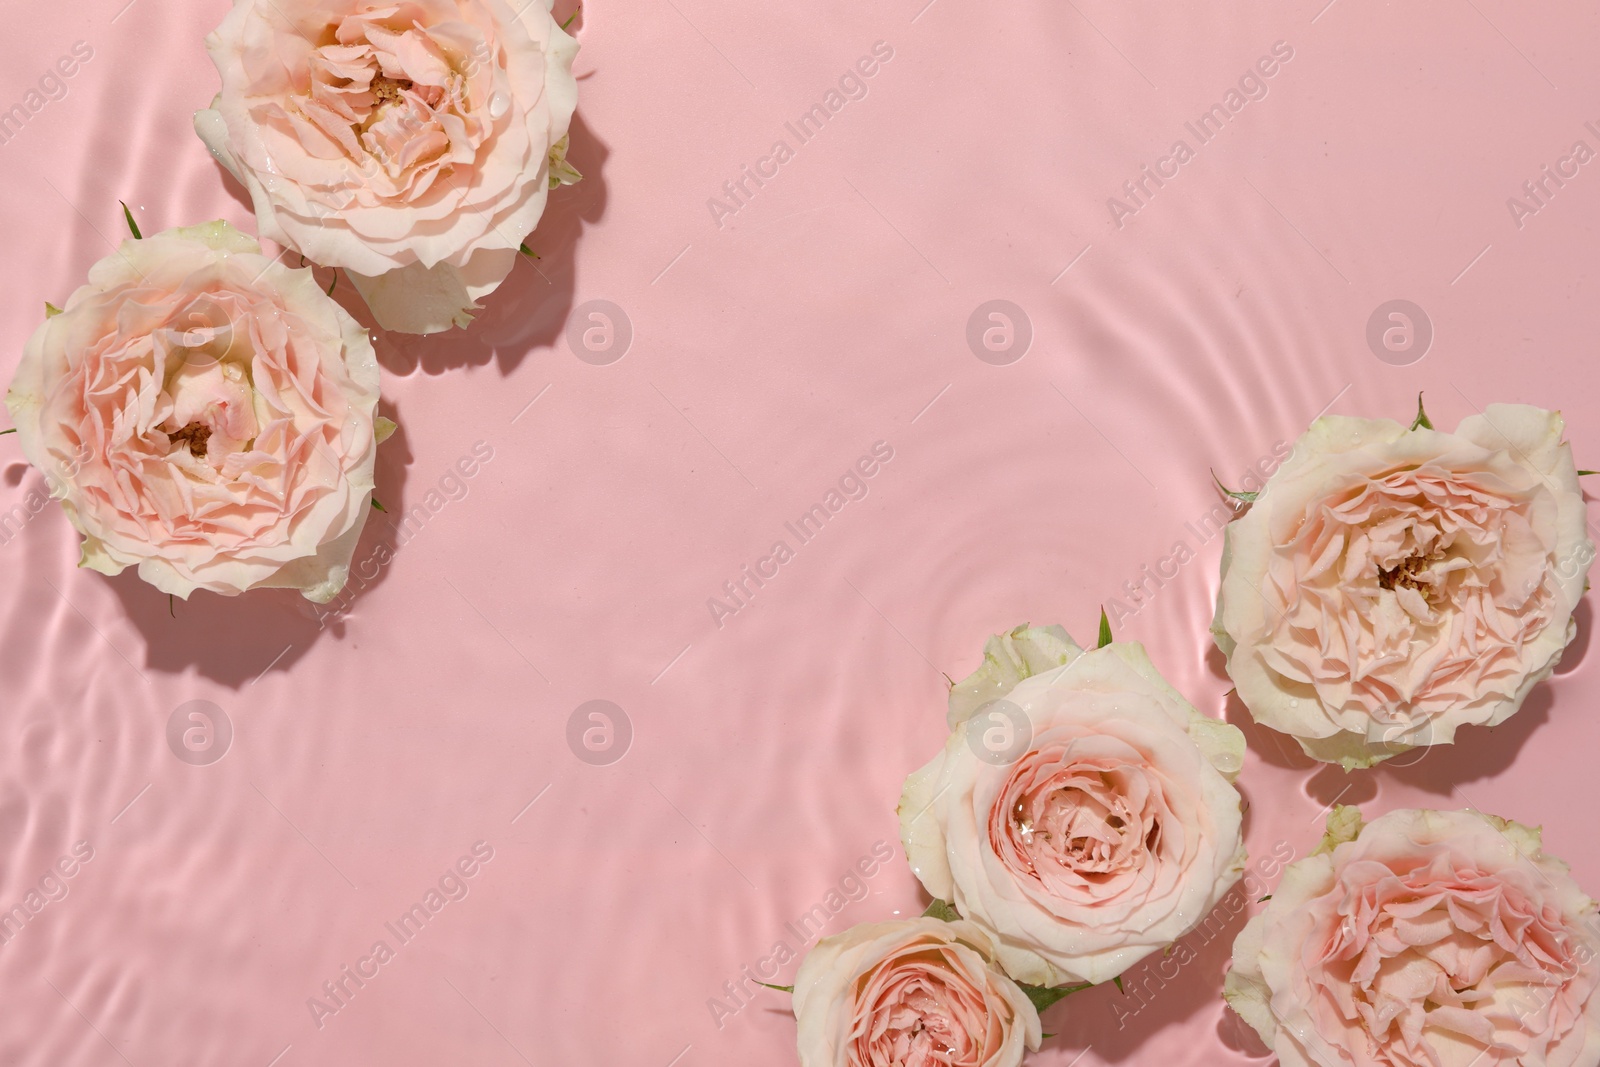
120 201 142 240
1211 470 1257 505
371 498 386 512
1097 608 1112 649
1016 981 1094 1015
921 899 961 922
561 4 581 29
756 982 793 993
45 302 63 318
1410 392 1433 431
519 242 540 258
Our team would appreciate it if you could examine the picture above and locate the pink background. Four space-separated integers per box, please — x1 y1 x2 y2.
3 0 1599 1064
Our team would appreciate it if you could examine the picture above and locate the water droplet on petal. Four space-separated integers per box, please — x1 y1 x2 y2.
488 91 510 119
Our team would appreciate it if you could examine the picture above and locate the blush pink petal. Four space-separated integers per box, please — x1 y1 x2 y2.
1228 808 1600 1067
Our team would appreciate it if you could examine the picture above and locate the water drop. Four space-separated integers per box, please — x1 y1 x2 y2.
488 91 510 119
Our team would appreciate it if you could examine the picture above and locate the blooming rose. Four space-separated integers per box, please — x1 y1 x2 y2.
195 0 580 334
793 918 1040 1067
1226 806 1600 1067
1213 406 1592 769
4 221 380 601
900 631 1247 986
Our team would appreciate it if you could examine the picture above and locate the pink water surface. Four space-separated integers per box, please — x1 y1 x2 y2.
3 1 1600 1064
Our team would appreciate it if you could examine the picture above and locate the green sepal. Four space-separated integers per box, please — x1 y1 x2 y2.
1410 393 1433 431
1097 608 1112 649
1016 981 1094 1015
921 899 961 922
45 302 63 318
120 201 142 240
756 982 793 993
1212 470 1257 504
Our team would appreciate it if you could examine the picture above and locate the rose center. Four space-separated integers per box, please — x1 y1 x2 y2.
1377 549 1444 596
908 1018 952 1055
371 74 411 103
897 996 958 1057
168 422 213 458
161 357 259 461
1013 778 1151 876
357 74 418 132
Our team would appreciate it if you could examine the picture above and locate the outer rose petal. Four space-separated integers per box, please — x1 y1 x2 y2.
946 622 1083 728
897 744 956 902
194 102 244 189
1222 911 1277 1044
346 246 518 335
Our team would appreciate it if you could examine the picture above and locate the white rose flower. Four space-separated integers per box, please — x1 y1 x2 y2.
5 221 379 600
195 0 580 334
793 918 1039 1067
901 629 1247 987
1213 404 1592 768
1227 806 1600 1067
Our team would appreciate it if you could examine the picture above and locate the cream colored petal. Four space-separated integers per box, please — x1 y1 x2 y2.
347 246 518 334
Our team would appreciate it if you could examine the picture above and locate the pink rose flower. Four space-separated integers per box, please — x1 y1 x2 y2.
1213 406 1593 768
900 633 1247 986
194 0 580 334
4 221 380 601
1227 807 1600 1067
793 918 1040 1067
